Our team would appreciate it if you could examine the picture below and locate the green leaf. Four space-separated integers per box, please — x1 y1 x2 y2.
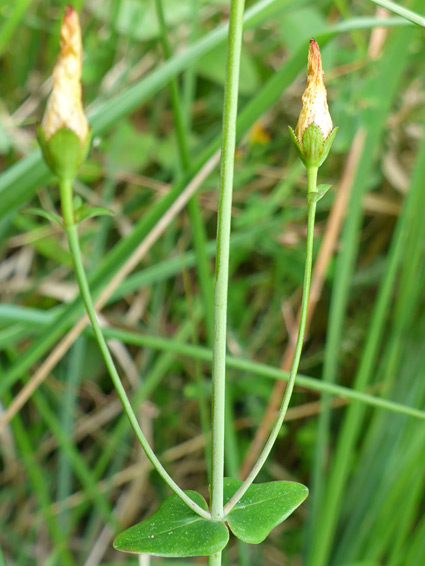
22 207 62 227
308 184 332 204
74 205 114 224
73 195 84 210
113 491 229 557
223 478 308 544
317 184 332 195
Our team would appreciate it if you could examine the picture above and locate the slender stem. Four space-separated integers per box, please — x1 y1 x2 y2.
210 0 246 528
59 178 211 521
208 553 222 566
223 167 318 516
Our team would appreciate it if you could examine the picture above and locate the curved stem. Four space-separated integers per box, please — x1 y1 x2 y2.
59 178 211 521
223 167 318 517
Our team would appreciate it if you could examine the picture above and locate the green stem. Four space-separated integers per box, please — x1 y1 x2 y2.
208 553 222 566
223 166 318 516
209 0 246 556
59 178 210 521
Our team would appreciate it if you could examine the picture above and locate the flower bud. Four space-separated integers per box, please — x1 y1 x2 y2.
38 5 90 180
289 39 337 169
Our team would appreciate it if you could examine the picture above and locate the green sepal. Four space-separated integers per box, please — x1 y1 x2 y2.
22 207 63 228
74 204 114 224
36 126 91 181
301 124 326 167
113 491 229 557
223 478 308 544
288 126 306 164
307 183 332 204
317 126 338 167
289 125 338 168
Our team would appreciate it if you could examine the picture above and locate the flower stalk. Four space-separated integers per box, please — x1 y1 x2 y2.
224 37 336 515
38 5 210 522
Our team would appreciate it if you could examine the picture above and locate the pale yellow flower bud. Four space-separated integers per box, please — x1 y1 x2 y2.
41 5 88 143
289 38 336 170
295 39 332 142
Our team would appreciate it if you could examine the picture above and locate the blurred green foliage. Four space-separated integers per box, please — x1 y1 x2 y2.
1 0 425 565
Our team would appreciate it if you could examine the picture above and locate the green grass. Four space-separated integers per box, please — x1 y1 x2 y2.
1 0 425 564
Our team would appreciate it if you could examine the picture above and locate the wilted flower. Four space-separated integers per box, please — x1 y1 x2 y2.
289 39 337 169
295 39 332 141
38 5 90 180
42 5 88 142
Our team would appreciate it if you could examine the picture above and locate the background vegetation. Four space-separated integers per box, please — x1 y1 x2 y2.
1 0 425 564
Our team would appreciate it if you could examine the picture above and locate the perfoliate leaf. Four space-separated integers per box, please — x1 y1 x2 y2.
223 478 308 544
113 491 229 557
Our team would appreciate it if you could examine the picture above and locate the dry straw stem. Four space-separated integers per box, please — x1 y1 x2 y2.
0 150 220 433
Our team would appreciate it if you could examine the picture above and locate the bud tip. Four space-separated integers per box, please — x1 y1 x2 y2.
65 4 74 17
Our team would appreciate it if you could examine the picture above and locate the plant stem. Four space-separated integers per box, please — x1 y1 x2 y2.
209 0 246 552
208 553 222 566
59 177 211 521
223 166 318 516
